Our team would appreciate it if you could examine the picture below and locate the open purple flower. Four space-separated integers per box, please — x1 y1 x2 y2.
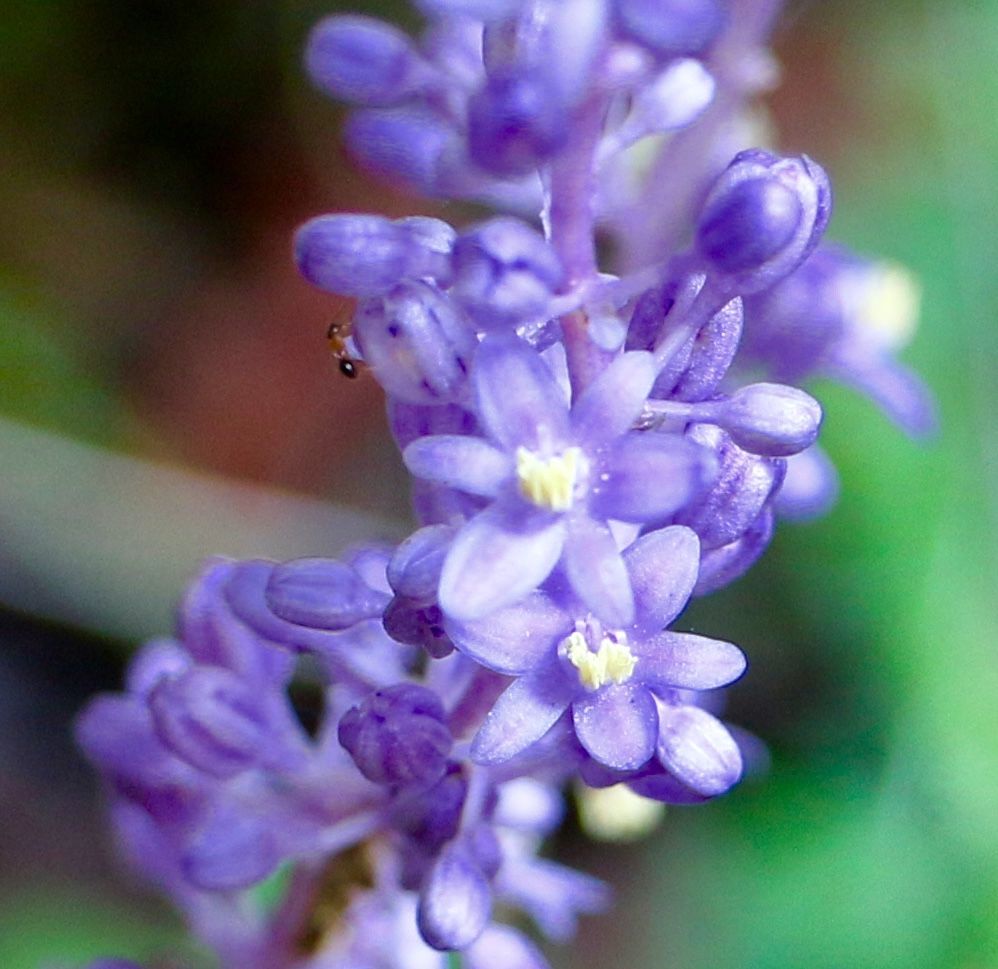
403 335 716 626
445 525 745 771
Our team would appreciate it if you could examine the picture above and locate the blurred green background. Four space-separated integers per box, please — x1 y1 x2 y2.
1 1 996 967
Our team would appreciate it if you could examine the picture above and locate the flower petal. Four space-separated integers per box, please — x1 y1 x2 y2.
439 501 566 622
572 683 657 771
593 433 716 523
403 435 512 497
474 335 570 451
563 516 634 627
655 703 743 796
446 591 571 674
471 660 574 765
570 350 655 446
623 525 701 629
636 631 746 690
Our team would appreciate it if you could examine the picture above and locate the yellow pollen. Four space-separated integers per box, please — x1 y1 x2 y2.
564 630 637 690
846 260 921 350
515 446 584 511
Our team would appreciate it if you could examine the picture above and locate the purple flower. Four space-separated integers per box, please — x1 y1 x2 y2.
446 525 745 771
404 335 716 625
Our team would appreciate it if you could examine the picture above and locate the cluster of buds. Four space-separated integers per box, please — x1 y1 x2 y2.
78 1 932 967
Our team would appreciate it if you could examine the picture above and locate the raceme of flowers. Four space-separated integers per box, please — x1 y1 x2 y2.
77 1 933 967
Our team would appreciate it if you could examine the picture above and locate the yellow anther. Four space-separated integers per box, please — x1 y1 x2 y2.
576 783 665 842
564 630 637 691
515 446 585 512
846 260 921 350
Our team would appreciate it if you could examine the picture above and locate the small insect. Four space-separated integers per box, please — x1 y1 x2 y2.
326 319 360 379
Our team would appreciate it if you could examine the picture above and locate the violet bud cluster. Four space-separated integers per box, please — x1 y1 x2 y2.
78 1 933 967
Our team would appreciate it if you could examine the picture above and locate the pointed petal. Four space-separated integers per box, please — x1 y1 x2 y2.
446 592 570 674
593 433 717 523
656 704 743 796
403 435 512 496
563 517 634 627
623 525 700 629
572 683 657 771
439 501 566 622
471 661 574 765
474 335 570 451
570 351 655 446
636 632 746 690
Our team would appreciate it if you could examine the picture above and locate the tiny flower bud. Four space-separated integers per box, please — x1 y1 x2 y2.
468 68 570 176
388 525 456 601
696 149 832 293
306 15 421 106
451 217 563 329
295 214 415 297
264 557 390 630
149 667 270 779
717 382 823 457
338 684 453 786
353 280 476 404
417 843 493 951
655 704 743 797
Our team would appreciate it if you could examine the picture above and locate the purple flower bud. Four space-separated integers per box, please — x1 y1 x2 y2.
655 703 742 796
417 843 493 950
295 214 421 297
693 506 774 596
696 150 831 293
346 107 463 195
614 0 725 58
675 423 784 549
383 599 455 658
338 684 452 786
353 280 476 404
148 666 271 779
468 68 570 176
393 764 468 850
306 15 421 107
124 639 191 697
387 525 456 601
716 382 823 457
451 217 563 329
466 925 551 969
264 557 390 630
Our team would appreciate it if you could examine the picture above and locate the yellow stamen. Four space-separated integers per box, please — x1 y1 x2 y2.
515 446 585 512
564 630 637 690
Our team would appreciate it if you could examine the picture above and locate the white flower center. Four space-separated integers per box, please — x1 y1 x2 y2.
563 629 637 690
515 445 586 512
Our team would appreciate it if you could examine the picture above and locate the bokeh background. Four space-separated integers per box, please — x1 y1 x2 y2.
2 1 996 966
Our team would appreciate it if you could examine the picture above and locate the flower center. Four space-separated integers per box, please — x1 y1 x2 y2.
563 629 637 690
515 445 585 512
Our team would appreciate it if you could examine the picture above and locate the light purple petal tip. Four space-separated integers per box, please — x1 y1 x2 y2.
624 525 701 629
572 683 658 771
637 631 746 691
403 434 512 497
